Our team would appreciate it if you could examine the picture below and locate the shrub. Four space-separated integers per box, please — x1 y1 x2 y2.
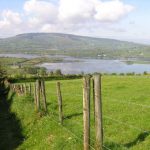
54 69 62 76
126 72 135 76
120 73 125 76
143 71 148 75
111 73 117 75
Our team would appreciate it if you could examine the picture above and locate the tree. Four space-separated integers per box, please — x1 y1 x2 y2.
54 69 62 76
23 66 38 75
143 71 148 75
38 67 47 76
49 71 54 76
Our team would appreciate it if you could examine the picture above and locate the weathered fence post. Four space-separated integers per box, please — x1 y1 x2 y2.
21 84 24 94
24 83 27 95
16 85 18 95
29 83 32 95
94 74 103 150
41 80 47 112
56 82 63 124
92 78 95 123
18 85 21 96
36 80 40 111
34 83 37 109
83 76 90 150
13 84 15 92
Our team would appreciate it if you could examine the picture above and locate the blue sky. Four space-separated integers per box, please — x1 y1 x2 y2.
0 0 149 44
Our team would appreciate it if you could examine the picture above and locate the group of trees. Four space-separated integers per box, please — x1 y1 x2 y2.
23 67 62 76
10 66 63 78
23 66 47 76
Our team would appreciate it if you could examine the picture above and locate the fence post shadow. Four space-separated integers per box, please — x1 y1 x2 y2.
103 142 125 150
64 112 83 120
124 131 150 148
104 131 150 149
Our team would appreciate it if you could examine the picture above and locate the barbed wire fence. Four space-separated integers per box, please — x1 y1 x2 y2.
9 75 150 150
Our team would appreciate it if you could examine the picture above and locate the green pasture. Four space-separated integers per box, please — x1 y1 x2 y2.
1 76 150 150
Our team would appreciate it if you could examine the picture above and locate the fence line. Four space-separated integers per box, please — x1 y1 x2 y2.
103 145 112 150
46 92 150 109
20 84 150 109
11 84 150 110
105 99 150 109
9 75 150 150
48 114 96 150
50 113 111 150
104 115 147 132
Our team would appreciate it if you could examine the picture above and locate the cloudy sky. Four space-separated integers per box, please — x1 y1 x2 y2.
0 0 150 44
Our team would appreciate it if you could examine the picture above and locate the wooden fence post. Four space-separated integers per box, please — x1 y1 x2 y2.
29 83 32 95
21 84 24 94
17 85 19 96
12 84 15 92
83 76 90 150
34 83 37 109
41 80 47 112
36 80 40 112
24 83 27 95
92 78 95 123
56 82 63 124
18 85 21 96
94 74 103 150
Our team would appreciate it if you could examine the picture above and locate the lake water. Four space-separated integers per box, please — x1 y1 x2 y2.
0 53 150 74
39 59 150 74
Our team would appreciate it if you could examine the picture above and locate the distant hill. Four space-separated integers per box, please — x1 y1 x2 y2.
0 33 150 59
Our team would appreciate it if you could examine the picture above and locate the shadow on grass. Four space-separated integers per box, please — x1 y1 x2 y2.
64 112 83 120
124 131 150 148
103 142 125 150
103 131 150 150
0 85 24 150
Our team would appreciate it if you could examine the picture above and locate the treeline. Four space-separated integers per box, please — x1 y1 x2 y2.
8 75 82 83
8 66 63 78
103 71 149 76
8 72 150 84
2 64 150 83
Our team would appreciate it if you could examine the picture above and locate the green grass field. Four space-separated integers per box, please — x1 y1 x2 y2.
1 76 150 150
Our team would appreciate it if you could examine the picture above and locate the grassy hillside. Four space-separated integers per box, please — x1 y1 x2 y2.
0 33 150 58
1 76 150 150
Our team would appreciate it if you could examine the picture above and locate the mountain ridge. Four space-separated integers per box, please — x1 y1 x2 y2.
3 32 145 45
0 33 150 58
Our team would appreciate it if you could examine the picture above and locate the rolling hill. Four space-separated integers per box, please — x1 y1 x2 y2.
0 33 150 59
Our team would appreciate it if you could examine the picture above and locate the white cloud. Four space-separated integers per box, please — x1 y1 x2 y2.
58 0 95 23
94 0 134 22
24 0 58 26
0 10 22 29
58 0 134 23
41 24 60 32
0 10 22 36
0 0 135 37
